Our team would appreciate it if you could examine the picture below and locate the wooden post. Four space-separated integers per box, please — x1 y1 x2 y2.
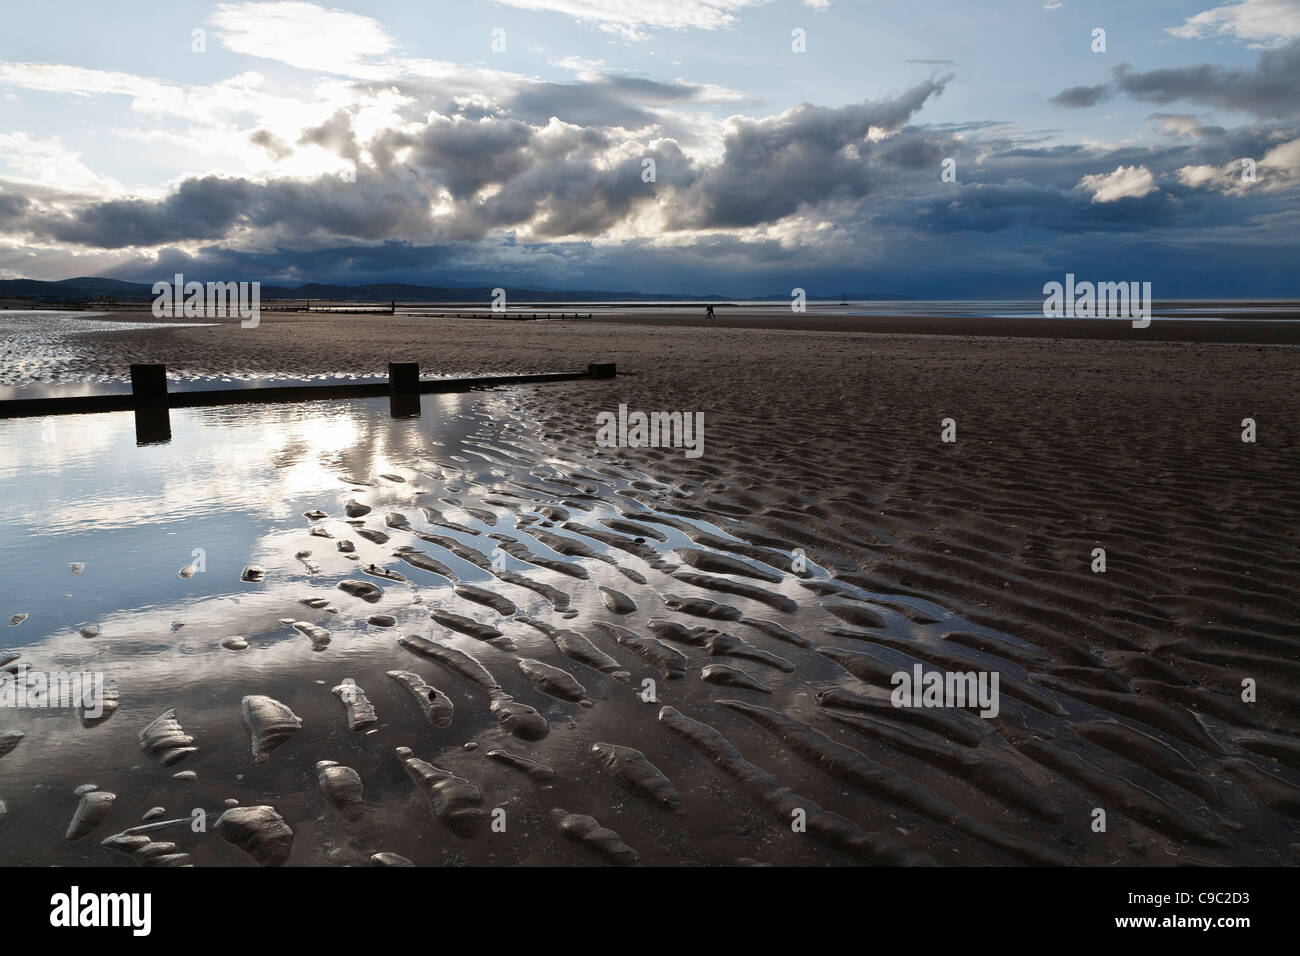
130 363 171 444
388 362 420 418
587 362 616 379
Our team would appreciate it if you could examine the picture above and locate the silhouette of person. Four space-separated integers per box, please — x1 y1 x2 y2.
705 304 715 318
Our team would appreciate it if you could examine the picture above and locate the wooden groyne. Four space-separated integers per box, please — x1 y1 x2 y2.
0 362 617 444
260 306 394 314
254 306 595 319
402 311 595 320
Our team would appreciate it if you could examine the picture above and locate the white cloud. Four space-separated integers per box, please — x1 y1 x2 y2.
1176 137 1300 192
0 62 337 130
1151 114 1203 138
679 81 751 103
489 0 770 40
1262 135 1300 170
550 55 609 81
0 62 170 99
1167 0 1300 47
1076 164 1159 202
211 1 396 77
1177 163 1221 187
1146 113 1222 138
0 132 121 194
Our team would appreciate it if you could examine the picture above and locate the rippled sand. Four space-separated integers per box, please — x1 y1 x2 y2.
1 310 1297 865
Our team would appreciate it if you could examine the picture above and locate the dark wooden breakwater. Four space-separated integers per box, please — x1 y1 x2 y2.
0 362 617 444
256 307 596 319
403 311 595 320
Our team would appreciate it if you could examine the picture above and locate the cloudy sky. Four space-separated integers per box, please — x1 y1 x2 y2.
1 0 1298 296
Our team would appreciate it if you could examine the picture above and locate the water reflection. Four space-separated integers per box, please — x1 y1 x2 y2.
1 397 486 644
0 390 851 865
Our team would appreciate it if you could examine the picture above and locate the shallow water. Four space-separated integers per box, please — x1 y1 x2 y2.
0 392 1291 865
0 312 216 387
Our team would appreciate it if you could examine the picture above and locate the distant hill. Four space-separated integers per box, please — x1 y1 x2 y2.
58 276 158 293
0 277 912 303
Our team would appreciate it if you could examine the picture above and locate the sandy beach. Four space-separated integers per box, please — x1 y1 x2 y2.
1 309 1297 866
10 0 1300 930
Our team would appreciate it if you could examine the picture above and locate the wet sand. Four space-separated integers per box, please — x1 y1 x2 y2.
2 309 1298 865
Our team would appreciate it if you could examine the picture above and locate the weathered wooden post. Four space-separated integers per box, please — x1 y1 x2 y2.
587 362 616 379
388 362 421 418
130 363 171 445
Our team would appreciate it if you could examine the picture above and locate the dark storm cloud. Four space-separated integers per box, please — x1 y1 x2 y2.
4 80 955 248
877 131 947 169
381 114 603 199
37 176 260 247
132 239 466 282
1050 84 1113 108
44 152 1300 298
0 191 30 221
894 180 1179 234
1050 40 1300 119
241 173 440 239
7 171 440 249
6 63 1299 299
109 232 817 293
671 77 953 228
369 112 675 239
9 102 1292 256
1113 41 1300 117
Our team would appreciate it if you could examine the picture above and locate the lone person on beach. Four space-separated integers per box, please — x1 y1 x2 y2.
705 304 715 319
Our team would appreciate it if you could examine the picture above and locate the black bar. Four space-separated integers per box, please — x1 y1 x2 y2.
18 866 1284 943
